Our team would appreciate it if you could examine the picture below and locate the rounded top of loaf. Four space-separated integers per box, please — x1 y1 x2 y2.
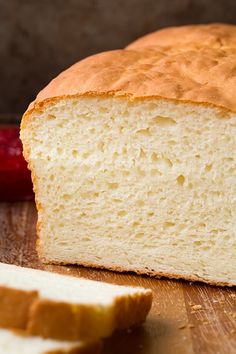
28 23 236 114
127 23 236 50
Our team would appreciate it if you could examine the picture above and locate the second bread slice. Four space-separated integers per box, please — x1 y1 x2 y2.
0 263 152 341
0 328 101 354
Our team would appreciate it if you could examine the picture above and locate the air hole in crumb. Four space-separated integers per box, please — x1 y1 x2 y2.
136 128 150 136
48 114 56 120
205 164 212 172
122 147 127 155
168 140 177 145
122 170 130 177
164 158 173 167
152 116 176 126
193 240 203 246
82 152 90 159
132 221 140 227
103 123 110 131
137 168 146 177
151 152 158 162
202 246 210 251
135 232 144 238
136 200 145 207
118 210 127 217
123 110 130 117
210 229 219 234
58 241 68 246
225 133 232 140
50 175 55 181
72 150 79 157
62 194 72 201
99 107 108 113
164 222 175 228
113 198 122 203
98 141 105 152
108 182 119 190
139 148 146 158
148 212 154 217
177 175 185 186
147 191 156 197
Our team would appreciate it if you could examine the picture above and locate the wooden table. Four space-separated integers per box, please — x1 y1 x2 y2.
0 202 235 354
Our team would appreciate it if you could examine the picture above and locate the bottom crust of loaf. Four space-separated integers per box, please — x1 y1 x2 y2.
40 256 235 287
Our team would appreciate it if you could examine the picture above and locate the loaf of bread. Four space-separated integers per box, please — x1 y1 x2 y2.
21 23 236 286
0 263 152 340
0 329 101 354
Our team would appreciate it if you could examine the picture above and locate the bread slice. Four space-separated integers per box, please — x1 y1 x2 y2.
21 24 236 286
0 329 101 354
0 263 152 341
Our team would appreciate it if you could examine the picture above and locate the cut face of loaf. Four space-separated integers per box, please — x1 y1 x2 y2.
21 97 236 286
0 329 101 354
0 263 152 341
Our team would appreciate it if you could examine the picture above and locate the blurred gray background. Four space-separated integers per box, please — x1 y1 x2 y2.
1 0 236 115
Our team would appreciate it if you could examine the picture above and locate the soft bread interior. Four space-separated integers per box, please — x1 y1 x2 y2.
0 263 145 305
0 329 88 354
21 97 236 285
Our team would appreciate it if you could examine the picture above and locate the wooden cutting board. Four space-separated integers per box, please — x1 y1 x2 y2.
0 201 235 354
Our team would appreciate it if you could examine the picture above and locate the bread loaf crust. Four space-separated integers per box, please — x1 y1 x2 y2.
21 23 236 119
42 258 235 287
127 23 236 49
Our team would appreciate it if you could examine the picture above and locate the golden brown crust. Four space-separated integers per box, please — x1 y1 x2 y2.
28 299 112 341
43 258 235 288
0 287 38 329
127 23 236 50
0 279 152 341
114 291 153 329
21 23 236 116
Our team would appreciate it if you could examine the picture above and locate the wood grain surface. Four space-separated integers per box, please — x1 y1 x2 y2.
0 201 235 354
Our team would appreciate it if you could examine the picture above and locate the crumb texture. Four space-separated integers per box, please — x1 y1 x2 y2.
21 97 236 285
